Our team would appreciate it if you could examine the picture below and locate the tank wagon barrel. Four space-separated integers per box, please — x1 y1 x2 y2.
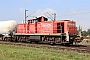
0 20 17 35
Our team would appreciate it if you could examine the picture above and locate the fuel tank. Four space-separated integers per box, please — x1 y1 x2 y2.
0 20 17 35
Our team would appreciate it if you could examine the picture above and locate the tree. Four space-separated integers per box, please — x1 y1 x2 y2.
76 27 79 35
76 26 82 37
76 26 90 36
82 30 88 36
87 28 90 36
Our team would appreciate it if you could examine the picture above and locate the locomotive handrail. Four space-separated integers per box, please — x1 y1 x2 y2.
14 33 66 36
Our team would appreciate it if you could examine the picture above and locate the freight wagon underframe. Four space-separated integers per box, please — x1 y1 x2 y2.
13 33 76 45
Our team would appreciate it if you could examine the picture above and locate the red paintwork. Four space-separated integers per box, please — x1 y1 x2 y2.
68 21 76 34
29 24 36 34
17 24 27 33
37 21 54 33
17 16 76 35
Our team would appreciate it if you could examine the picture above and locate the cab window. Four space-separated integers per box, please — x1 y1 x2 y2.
30 20 34 24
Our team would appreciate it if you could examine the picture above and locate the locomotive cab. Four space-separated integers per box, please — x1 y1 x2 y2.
57 20 76 35
36 16 48 22
28 16 48 23
27 18 36 24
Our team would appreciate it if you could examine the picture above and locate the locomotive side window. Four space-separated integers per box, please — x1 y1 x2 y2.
36 19 40 22
30 20 34 24
36 19 38 22
36 16 48 22
44 18 48 21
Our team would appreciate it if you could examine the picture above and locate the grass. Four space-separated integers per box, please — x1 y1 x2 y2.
0 44 90 60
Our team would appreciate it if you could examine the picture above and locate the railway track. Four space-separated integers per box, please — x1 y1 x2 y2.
0 41 90 54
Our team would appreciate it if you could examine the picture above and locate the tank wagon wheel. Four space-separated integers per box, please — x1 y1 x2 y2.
1 35 4 41
3 37 11 42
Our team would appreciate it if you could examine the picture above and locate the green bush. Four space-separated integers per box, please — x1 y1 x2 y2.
86 40 89 43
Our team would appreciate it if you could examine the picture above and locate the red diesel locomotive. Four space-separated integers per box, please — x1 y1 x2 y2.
13 16 76 44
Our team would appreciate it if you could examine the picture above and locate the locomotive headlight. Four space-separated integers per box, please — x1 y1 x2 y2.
70 37 73 39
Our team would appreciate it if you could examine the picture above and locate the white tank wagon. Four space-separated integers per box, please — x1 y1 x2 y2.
0 20 17 36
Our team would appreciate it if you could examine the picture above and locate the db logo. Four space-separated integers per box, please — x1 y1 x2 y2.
41 24 51 28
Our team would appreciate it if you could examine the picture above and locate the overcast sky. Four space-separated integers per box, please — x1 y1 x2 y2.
0 0 90 30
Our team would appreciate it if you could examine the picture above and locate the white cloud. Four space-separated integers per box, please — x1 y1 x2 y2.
43 8 56 14
35 8 57 18
19 8 56 17
19 7 25 12
18 8 57 21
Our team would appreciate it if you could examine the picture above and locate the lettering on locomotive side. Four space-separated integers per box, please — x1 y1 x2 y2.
41 23 52 28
